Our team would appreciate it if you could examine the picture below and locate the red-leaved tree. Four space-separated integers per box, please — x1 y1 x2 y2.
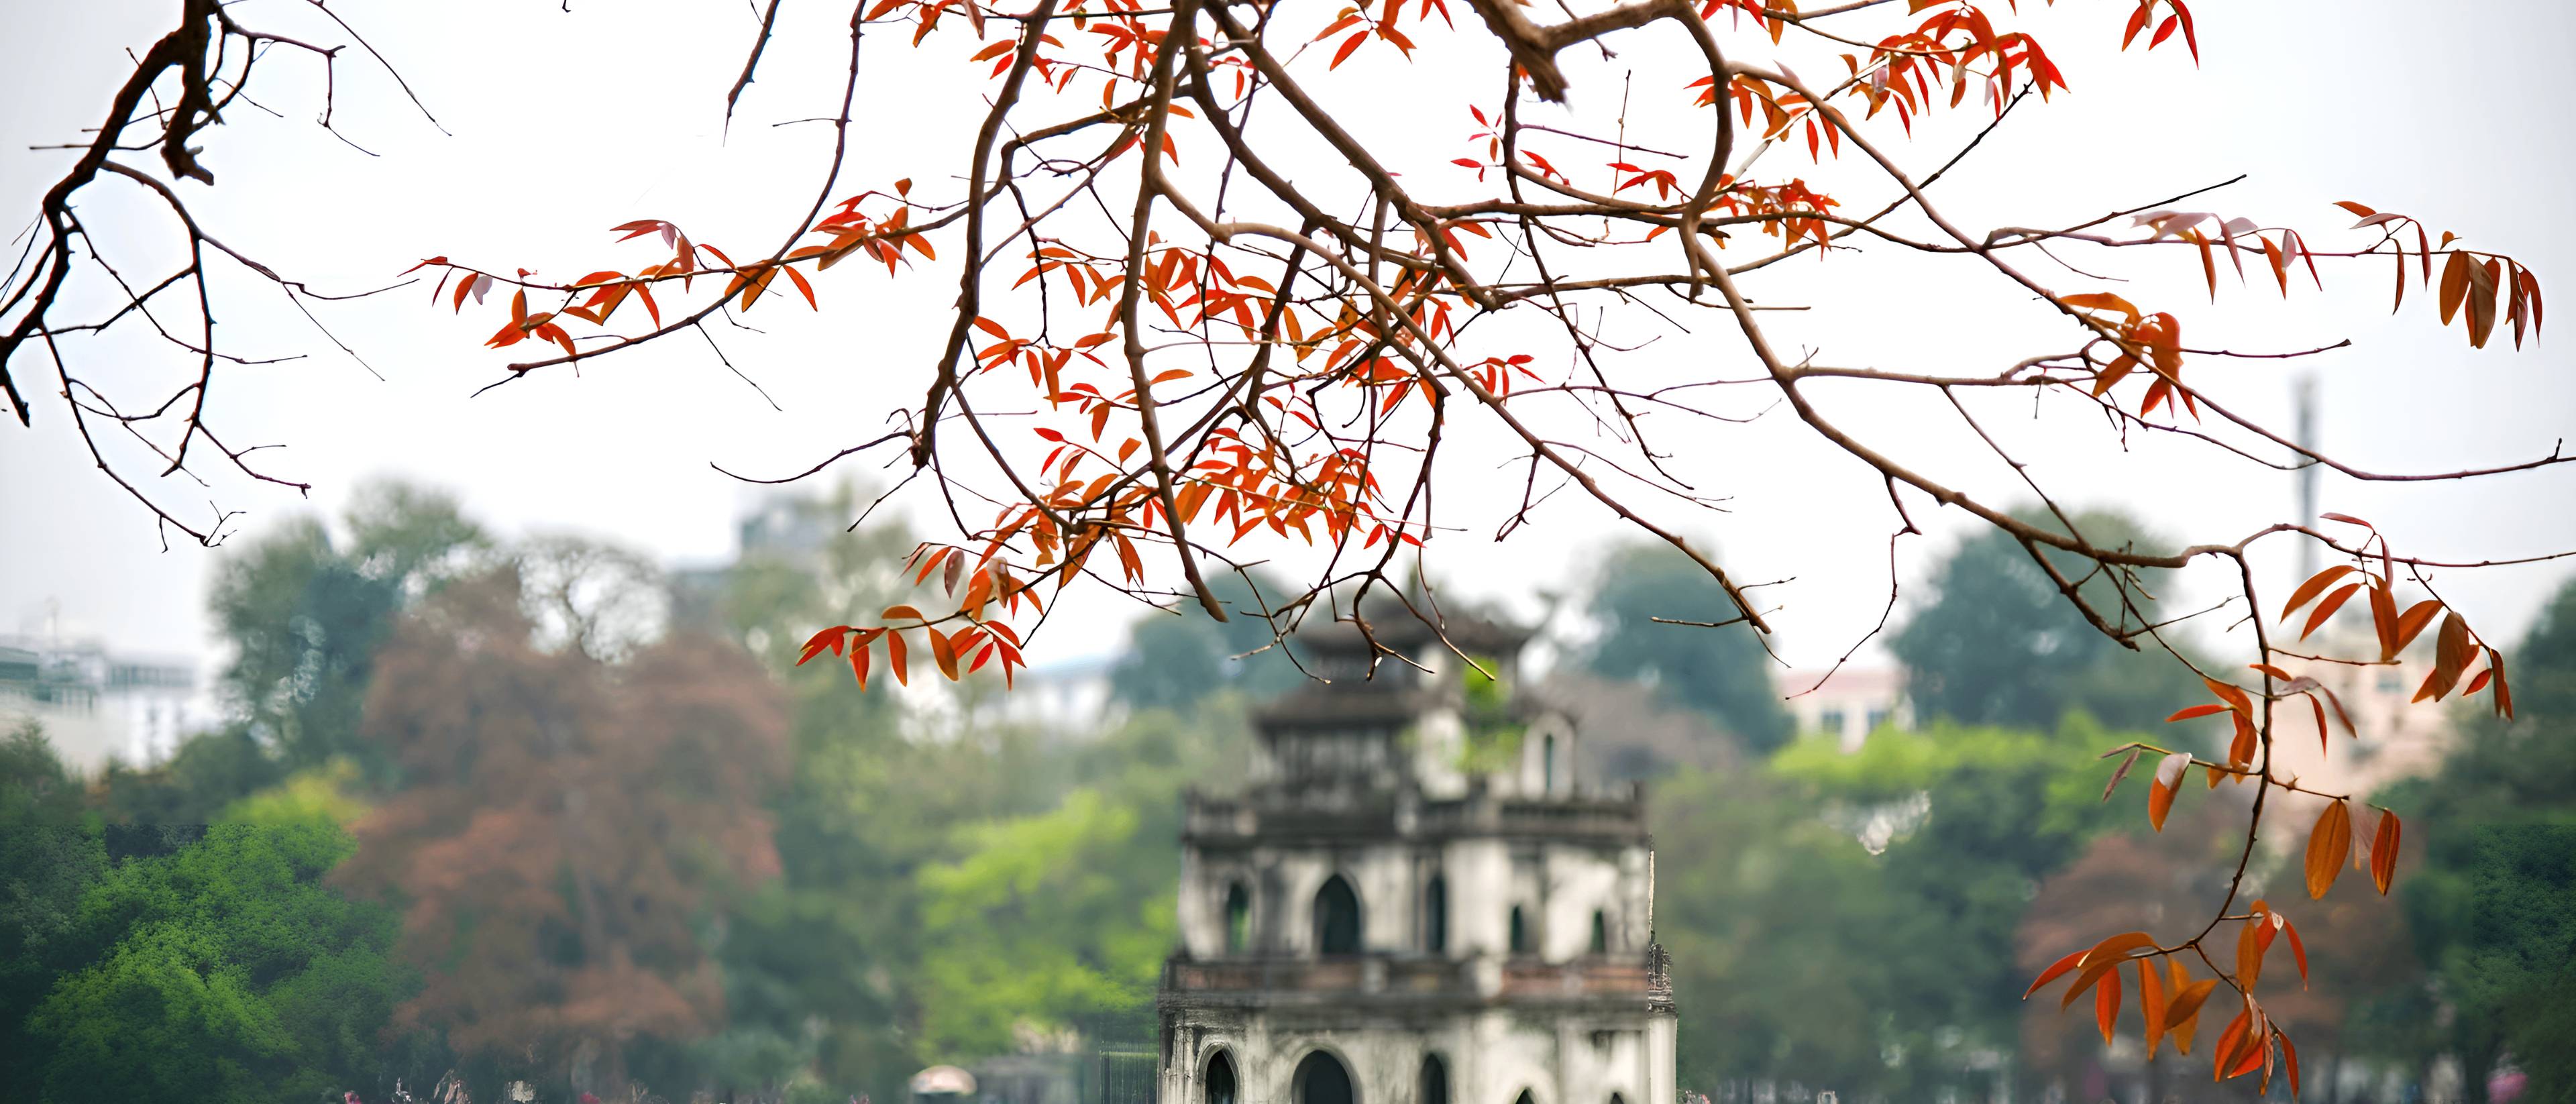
339 567 789 1086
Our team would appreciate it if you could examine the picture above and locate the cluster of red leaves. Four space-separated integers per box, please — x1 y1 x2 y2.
2062 292 2190 417
2027 901 2312 1096
2040 512 2507 1090
795 546 1036 688
1313 0 1454 69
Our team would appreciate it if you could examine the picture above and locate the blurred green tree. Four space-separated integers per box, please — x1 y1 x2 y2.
912 788 1175 1059
209 481 487 779
1108 570 1304 712
0 724 108 1095
1890 510 2201 733
1774 718 2132 1096
1578 543 1792 753
1656 761 1906 1095
2371 578 2576 1104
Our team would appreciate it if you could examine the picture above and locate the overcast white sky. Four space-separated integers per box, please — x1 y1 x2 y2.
6 0 2574 683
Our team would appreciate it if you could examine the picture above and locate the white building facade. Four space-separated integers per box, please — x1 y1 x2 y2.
1156 612 1676 1104
0 636 201 774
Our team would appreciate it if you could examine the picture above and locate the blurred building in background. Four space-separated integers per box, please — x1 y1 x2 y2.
1155 606 1676 1104
0 629 201 775
1773 666 1912 752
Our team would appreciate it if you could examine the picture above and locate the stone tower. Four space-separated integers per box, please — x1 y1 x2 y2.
1154 607 1676 1104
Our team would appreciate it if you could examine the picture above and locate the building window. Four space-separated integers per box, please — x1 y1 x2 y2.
1225 882 1252 954
1420 1056 1450 1104
1514 1091 1538 1104
1508 905 1529 955
2379 672 2404 694
1542 734 1558 793
1424 875 1448 953
1819 709 1845 735
1314 875 1362 956
1295 1052 1356 1104
1589 909 1609 955
1205 1052 1238 1104
1864 709 1888 733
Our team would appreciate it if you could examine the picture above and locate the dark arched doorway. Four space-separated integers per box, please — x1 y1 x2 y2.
1314 875 1362 955
1295 1051 1356 1104
1203 1051 1238 1104
1507 905 1529 955
1419 1054 1450 1104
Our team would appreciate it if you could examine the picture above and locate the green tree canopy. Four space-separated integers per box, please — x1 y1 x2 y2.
2373 577 2576 1103
27 810 407 1104
1108 570 1304 713
0 724 109 1093
912 788 1173 1060
1890 509 2200 733
210 481 487 777
1578 543 1791 753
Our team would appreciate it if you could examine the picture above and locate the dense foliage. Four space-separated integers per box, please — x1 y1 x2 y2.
1 484 2567 1102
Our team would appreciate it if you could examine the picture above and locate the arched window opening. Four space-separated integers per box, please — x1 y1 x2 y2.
1314 875 1362 955
1225 882 1252 954
1611 1093 1627 1104
1507 905 1529 955
1424 875 1448 953
1589 909 1609 955
1542 734 1558 793
1295 1051 1356 1104
1204 1051 1238 1104
1513 1089 1538 1104
1419 1055 1450 1104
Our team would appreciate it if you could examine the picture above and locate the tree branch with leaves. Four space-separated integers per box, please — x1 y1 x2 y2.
9 0 2569 1084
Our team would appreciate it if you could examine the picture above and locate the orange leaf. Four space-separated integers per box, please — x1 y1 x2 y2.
2023 949 2084 999
2237 905 2276 990
2213 1010 2253 1081
2301 582 2362 640
887 628 911 685
2166 703 2231 722
796 626 851 665
2149 752 2190 830
1330 30 1366 68
2440 250 2472 324
2140 954 2169 1056
2165 977 2218 1054
2305 800 2352 899
2392 600 2443 653
2279 565 2358 621
928 626 961 681
2370 810 2402 894
2202 677 2253 716
2369 584 2400 661
784 265 818 310
2095 961 2123 1044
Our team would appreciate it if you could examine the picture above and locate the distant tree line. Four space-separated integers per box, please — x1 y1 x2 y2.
2 494 2567 1104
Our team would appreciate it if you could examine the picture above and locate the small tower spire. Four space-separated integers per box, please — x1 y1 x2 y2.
2295 374 2320 582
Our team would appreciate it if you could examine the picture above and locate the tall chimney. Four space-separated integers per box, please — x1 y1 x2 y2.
2294 375 2320 582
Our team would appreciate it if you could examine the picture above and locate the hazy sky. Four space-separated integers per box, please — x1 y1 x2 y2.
7 0 2574 683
